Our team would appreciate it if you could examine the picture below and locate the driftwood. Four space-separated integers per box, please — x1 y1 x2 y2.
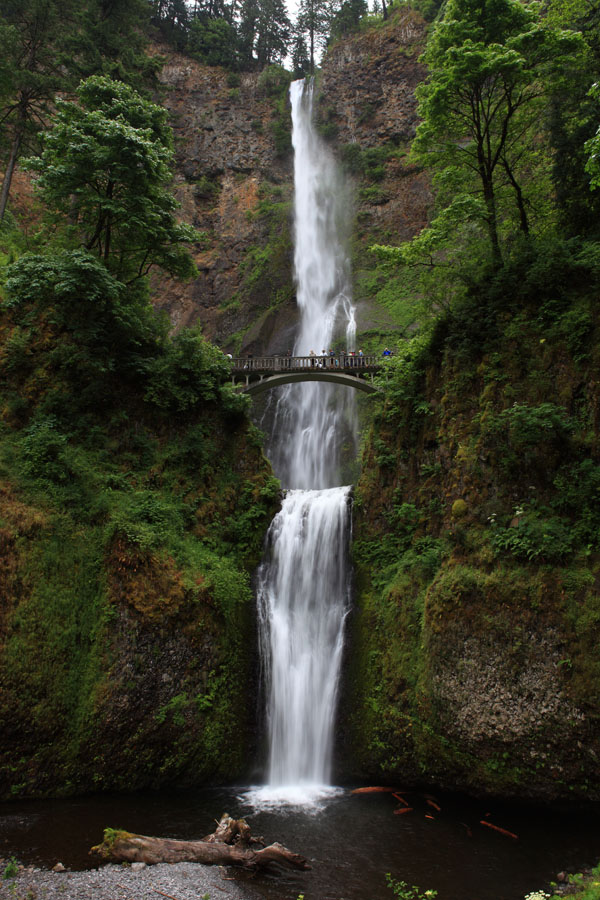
480 820 518 840
90 814 311 871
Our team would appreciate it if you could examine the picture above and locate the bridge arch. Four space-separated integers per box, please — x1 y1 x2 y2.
241 370 380 396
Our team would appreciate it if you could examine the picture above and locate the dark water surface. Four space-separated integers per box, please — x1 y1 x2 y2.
0 786 598 900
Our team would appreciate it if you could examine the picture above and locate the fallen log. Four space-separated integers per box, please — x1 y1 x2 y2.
90 814 311 871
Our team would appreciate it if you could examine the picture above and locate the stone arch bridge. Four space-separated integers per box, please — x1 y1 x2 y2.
230 355 382 396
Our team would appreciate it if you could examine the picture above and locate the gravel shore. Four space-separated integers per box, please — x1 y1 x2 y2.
0 862 262 900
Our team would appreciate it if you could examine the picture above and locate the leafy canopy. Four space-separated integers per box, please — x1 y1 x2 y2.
26 76 198 283
411 0 584 264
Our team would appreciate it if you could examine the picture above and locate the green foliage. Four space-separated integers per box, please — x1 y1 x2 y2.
257 63 292 98
2 857 19 879
25 76 198 282
188 17 239 68
340 143 392 181
329 0 368 41
480 402 574 478
143 326 230 412
2 249 169 405
552 461 600 549
374 329 436 420
20 418 73 485
490 508 574 563
108 490 188 551
484 402 573 452
383 0 587 288
386 874 437 900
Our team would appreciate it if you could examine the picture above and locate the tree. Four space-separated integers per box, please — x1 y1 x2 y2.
150 0 190 50
238 0 260 66
71 0 156 88
238 0 290 68
188 16 239 67
584 83 600 189
328 0 368 43
295 0 329 73
412 0 582 265
0 0 77 222
291 30 311 78
544 0 600 236
254 0 291 67
26 76 197 283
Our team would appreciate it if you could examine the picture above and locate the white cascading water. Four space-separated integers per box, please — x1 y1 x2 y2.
250 80 357 806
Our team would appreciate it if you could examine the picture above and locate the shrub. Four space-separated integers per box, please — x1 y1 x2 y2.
20 419 73 485
257 64 292 98
144 327 230 412
491 509 573 563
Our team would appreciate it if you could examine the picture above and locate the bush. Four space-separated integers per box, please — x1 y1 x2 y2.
553 460 600 548
20 419 73 485
257 64 292 98
491 510 573 563
144 327 230 413
480 402 574 477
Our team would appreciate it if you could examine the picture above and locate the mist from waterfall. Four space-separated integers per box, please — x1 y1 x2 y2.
250 79 358 807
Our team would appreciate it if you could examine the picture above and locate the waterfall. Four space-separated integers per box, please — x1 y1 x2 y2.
250 79 357 806
266 79 357 491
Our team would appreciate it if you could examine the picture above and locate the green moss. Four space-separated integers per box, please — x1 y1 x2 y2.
451 499 467 518
348 258 600 801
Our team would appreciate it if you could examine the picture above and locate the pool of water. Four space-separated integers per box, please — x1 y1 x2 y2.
0 785 598 900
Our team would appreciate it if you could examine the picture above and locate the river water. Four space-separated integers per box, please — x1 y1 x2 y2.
1 786 599 900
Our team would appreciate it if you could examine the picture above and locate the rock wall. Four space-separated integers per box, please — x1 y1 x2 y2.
318 10 433 345
150 54 298 354
150 12 433 354
343 289 600 804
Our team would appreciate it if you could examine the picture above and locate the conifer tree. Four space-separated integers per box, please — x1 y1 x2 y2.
295 0 329 73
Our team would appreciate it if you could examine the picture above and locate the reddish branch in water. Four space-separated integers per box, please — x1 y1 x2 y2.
351 786 402 794
480 820 518 840
90 814 311 870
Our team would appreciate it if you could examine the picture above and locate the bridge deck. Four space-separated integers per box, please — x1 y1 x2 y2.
229 355 383 395
230 354 381 374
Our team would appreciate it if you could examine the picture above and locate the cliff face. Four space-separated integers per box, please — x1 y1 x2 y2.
318 9 432 346
343 270 600 804
150 11 432 354
150 54 298 355
0 408 278 799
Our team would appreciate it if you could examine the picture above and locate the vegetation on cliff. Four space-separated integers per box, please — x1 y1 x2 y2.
345 0 600 803
0 76 278 799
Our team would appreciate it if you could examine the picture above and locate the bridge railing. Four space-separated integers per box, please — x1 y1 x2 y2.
230 355 381 372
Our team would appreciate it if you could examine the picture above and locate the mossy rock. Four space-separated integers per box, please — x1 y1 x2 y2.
451 499 468 518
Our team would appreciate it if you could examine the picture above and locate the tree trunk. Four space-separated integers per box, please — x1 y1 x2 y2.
502 158 529 235
0 130 23 223
90 814 311 871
